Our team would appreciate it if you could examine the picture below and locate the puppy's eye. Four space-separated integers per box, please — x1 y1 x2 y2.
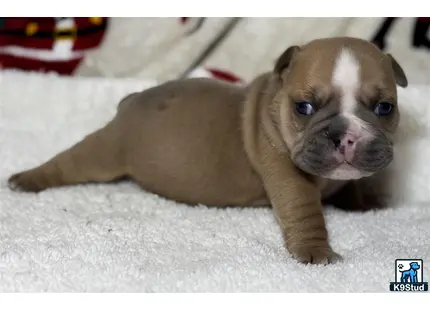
295 101 315 116
374 102 394 116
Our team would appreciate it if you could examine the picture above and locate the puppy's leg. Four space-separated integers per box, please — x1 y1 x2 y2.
8 120 126 192
258 148 341 265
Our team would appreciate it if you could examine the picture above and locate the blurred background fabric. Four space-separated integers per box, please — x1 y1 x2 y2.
1 17 429 84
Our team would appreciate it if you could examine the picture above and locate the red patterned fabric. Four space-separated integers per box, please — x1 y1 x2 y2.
0 17 108 75
206 68 243 83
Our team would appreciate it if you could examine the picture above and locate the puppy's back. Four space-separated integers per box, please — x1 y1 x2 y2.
117 78 268 206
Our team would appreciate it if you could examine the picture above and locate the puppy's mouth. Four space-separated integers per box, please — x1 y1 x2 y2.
296 158 373 180
291 139 392 180
324 161 373 180
337 159 360 169
341 160 354 167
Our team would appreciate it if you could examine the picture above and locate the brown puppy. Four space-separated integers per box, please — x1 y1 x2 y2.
8 37 408 264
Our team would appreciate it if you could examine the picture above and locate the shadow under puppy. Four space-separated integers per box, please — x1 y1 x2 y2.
8 37 408 265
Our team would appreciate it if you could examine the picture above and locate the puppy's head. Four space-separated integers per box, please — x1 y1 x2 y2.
273 37 407 180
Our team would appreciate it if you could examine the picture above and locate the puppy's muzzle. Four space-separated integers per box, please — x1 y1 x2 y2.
330 132 359 164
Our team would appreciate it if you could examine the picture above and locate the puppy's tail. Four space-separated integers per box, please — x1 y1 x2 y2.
8 120 127 193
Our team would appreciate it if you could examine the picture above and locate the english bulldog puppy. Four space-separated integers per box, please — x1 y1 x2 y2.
8 37 407 264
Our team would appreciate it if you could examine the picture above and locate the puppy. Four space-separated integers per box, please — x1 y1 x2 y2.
8 37 408 264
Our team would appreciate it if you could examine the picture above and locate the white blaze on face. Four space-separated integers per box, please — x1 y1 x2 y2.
332 48 360 115
331 48 372 136
326 48 375 180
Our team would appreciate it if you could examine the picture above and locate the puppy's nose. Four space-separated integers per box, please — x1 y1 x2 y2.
332 133 357 160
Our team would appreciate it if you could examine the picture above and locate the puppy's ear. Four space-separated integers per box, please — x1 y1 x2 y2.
274 45 301 75
387 53 408 88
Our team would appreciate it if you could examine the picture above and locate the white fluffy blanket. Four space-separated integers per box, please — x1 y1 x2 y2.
0 71 429 292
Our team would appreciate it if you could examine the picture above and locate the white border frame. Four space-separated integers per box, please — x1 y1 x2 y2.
3 1 428 17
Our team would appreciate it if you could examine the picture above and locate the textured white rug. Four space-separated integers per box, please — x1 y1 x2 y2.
0 71 429 292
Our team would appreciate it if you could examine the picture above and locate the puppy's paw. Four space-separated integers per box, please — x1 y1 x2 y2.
290 246 343 265
8 170 46 193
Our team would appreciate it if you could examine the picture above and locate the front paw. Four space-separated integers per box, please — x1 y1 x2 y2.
289 246 343 265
